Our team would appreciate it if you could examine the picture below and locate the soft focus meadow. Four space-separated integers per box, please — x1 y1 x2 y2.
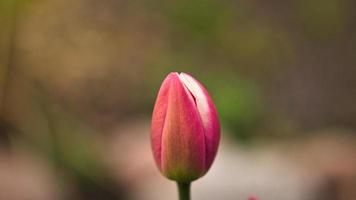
1 0 356 200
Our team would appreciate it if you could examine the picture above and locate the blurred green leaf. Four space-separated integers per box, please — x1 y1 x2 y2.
208 74 265 142
166 0 234 44
296 0 352 41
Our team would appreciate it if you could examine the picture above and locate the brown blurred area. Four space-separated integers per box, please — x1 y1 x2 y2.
1 0 356 199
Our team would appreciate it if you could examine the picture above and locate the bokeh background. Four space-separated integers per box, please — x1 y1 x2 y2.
1 0 356 199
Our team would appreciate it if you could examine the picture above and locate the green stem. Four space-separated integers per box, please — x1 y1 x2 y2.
177 182 191 200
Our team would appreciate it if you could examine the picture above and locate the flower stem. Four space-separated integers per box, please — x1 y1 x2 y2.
177 182 191 200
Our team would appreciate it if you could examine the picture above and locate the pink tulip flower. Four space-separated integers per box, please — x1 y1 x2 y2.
151 72 220 182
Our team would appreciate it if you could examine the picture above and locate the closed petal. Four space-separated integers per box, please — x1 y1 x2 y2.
151 73 175 170
161 73 206 181
179 73 220 171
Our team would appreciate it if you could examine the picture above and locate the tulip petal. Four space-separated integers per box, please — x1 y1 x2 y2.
179 73 220 171
161 73 206 181
151 73 175 170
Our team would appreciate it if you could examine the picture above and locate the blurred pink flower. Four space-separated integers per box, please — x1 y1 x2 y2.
248 196 258 200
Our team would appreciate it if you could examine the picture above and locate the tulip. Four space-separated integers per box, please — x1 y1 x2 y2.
151 72 220 200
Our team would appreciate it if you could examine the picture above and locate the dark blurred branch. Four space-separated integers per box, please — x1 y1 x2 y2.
0 0 20 111
0 0 21 148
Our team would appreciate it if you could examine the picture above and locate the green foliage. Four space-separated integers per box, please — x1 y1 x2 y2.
208 74 265 142
296 0 352 41
167 0 230 39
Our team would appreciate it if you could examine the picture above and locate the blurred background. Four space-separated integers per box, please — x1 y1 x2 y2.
1 0 356 199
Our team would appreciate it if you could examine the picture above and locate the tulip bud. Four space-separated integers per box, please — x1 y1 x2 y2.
151 72 220 182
